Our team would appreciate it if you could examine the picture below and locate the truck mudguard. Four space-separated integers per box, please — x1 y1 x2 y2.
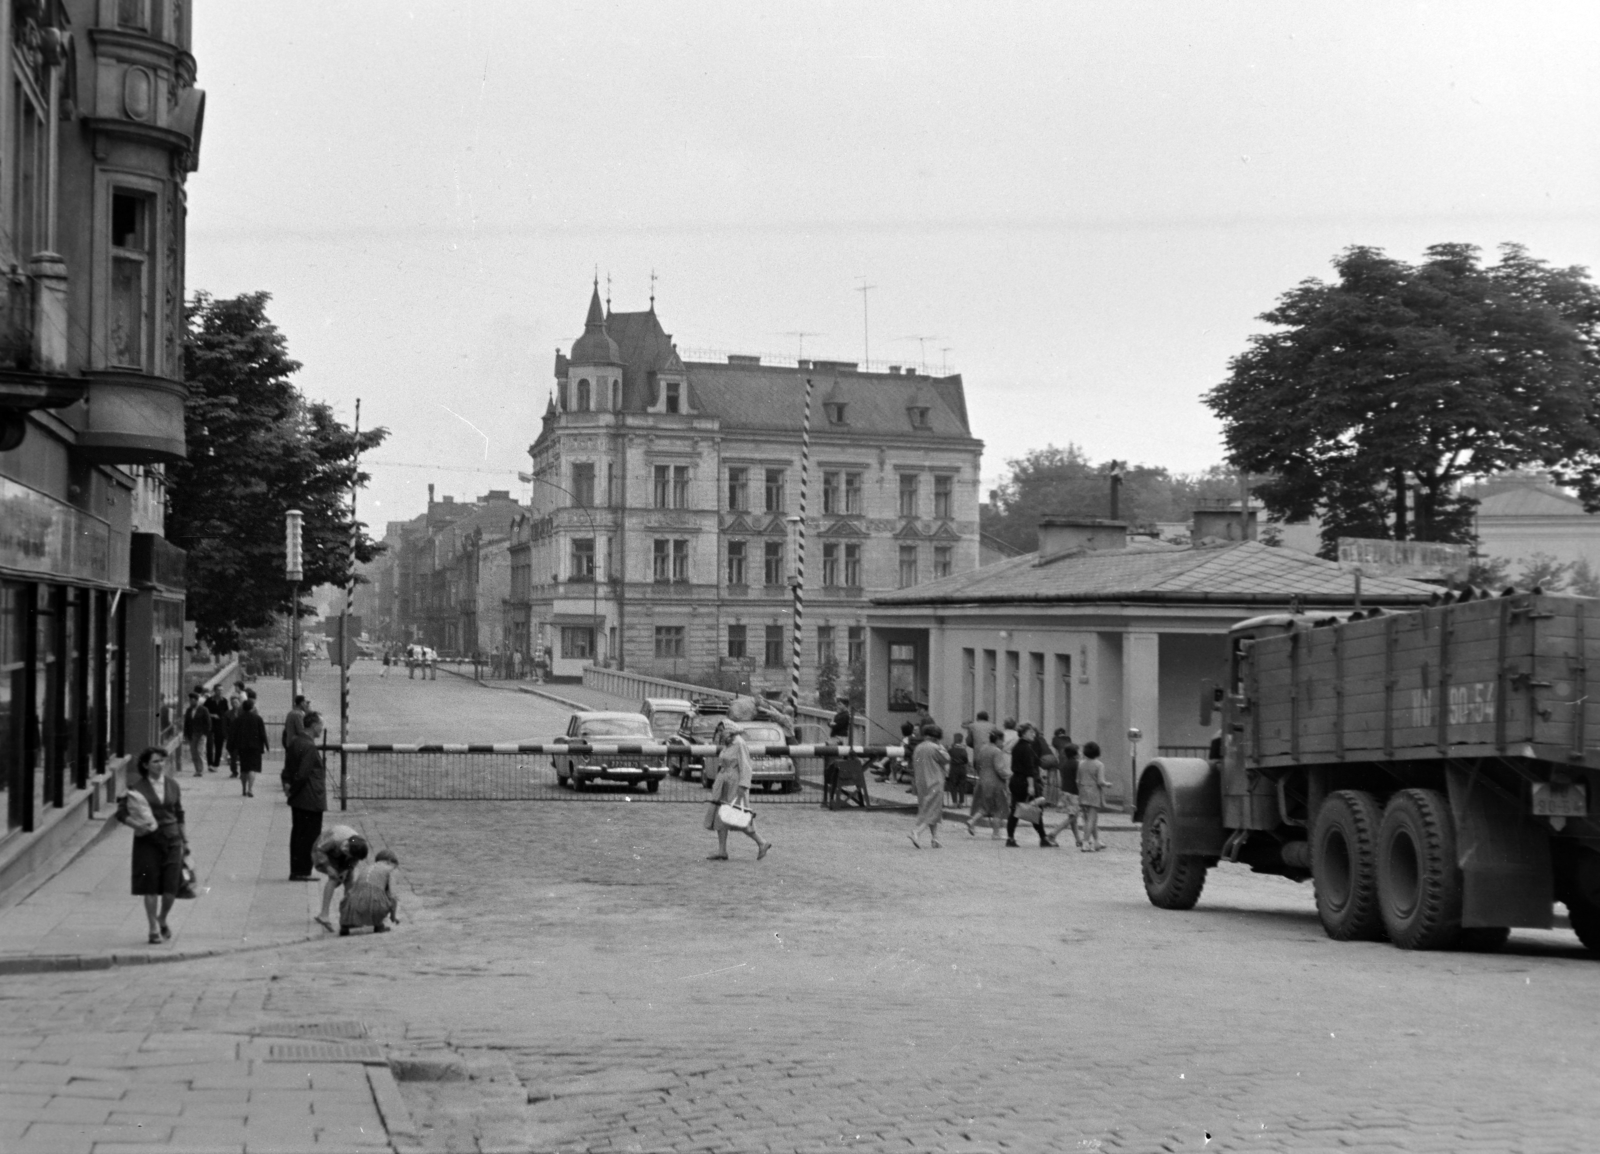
1135 758 1226 858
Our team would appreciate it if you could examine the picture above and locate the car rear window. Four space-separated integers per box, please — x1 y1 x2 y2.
579 717 653 739
647 712 689 738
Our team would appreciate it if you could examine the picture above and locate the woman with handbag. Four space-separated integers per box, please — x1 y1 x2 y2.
1006 723 1056 848
705 726 772 861
908 724 950 848
119 747 191 944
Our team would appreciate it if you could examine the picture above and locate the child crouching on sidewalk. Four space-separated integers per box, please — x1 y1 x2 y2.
340 849 401 935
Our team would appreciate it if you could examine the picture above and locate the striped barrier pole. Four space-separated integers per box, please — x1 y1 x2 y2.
788 376 814 716
326 742 907 758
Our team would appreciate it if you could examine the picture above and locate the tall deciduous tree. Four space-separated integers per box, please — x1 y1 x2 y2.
168 292 388 652
1207 244 1600 556
981 444 1240 553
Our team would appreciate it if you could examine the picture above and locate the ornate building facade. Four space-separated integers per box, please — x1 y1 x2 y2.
522 286 985 698
1 1 203 893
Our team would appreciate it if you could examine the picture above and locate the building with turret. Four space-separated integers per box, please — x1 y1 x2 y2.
520 284 984 699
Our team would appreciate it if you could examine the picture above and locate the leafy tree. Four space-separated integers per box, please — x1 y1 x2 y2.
981 444 1241 553
167 293 388 652
844 655 866 713
1519 552 1572 592
1465 554 1513 590
1572 559 1600 599
815 651 839 708
1208 244 1600 557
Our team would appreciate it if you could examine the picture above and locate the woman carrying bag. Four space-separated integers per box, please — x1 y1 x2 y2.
118 747 194 944
704 726 772 861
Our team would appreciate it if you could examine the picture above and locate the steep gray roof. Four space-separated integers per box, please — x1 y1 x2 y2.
686 361 974 439
873 540 1436 607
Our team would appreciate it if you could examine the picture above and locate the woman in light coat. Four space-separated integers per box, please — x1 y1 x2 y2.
964 727 1011 838
908 724 951 848
705 727 772 861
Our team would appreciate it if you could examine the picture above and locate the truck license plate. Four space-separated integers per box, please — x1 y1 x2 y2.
1532 782 1588 817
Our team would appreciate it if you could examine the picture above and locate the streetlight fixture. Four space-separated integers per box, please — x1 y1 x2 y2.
285 509 303 700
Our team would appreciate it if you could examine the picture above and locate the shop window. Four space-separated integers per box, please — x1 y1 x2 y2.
110 192 155 371
560 626 593 659
888 643 920 711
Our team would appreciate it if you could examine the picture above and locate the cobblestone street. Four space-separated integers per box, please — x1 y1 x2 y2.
4 666 1598 1152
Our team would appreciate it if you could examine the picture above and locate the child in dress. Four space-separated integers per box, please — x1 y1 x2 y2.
340 849 400 935
1077 741 1111 852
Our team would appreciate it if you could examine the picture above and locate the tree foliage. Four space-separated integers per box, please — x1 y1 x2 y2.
1207 243 1600 557
167 292 388 652
980 443 1241 553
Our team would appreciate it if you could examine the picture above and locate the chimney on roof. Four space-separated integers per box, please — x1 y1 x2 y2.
889 365 902 374
482 489 511 502
428 483 435 505
1037 517 1128 555
1192 507 1258 544
442 496 455 505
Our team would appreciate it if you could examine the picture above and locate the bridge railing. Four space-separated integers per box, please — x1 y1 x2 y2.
582 666 867 745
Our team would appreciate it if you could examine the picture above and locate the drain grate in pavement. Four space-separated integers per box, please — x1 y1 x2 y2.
266 1042 386 1063
258 1020 370 1040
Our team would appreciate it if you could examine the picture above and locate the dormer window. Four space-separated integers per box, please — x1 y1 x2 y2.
908 406 930 429
665 380 681 414
824 402 847 425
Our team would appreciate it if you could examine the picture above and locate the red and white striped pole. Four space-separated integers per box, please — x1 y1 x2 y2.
788 377 814 717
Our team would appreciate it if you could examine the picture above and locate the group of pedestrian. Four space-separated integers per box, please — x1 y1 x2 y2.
118 681 399 946
178 682 271 796
903 710 1110 851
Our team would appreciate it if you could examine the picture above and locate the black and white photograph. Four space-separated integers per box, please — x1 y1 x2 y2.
2 3 1600 1151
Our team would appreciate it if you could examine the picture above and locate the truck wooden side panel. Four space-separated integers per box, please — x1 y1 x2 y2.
1243 595 1599 771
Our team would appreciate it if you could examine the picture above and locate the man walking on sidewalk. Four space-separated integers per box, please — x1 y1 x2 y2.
182 690 211 778
204 685 230 772
283 711 327 880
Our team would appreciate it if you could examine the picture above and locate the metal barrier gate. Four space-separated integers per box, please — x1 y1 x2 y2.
330 742 908 804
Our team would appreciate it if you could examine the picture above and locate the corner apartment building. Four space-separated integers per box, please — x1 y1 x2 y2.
1 2 203 891
520 286 984 695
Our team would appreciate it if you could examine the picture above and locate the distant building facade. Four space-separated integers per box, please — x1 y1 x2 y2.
521 287 984 694
1 2 203 890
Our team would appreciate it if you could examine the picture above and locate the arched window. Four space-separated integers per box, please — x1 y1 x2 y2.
611 379 620 411
576 378 591 411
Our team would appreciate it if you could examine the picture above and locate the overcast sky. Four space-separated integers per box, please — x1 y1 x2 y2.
187 1 1600 525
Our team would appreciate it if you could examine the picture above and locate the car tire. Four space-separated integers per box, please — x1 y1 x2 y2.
647 779 660 794
1311 789 1385 942
571 774 586 792
1140 787 1208 910
1377 788 1463 950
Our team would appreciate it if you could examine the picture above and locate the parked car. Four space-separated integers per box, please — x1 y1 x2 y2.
667 701 731 782
552 712 668 792
641 697 696 743
703 719 802 793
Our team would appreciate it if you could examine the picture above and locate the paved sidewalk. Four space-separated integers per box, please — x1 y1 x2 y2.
0 676 349 974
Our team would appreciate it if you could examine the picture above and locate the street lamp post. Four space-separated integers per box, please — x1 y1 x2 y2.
285 509 304 700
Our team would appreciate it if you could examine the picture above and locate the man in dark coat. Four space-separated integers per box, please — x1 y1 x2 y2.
204 686 231 771
181 690 211 778
282 711 327 880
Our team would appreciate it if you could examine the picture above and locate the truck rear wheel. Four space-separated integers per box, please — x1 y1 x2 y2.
1311 790 1384 941
1377 788 1463 950
1141 787 1208 910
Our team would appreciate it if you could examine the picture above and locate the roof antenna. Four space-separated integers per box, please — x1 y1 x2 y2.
649 269 657 312
605 271 612 314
